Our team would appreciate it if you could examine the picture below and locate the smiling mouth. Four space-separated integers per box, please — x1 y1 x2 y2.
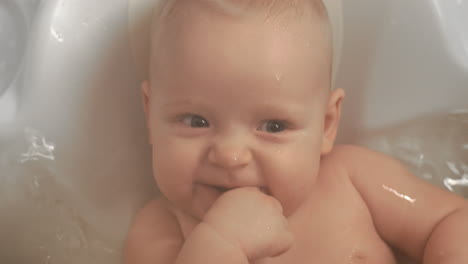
213 186 230 193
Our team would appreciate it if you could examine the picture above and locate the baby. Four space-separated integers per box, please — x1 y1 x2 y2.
125 0 468 263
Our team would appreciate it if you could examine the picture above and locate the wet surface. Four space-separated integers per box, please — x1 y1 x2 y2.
357 111 468 199
0 127 120 264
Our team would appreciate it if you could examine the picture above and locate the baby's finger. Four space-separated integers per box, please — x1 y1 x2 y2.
269 230 294 258
269 196 284 214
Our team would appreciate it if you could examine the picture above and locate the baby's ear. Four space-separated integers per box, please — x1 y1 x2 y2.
141 81 152 144
321 88 345 155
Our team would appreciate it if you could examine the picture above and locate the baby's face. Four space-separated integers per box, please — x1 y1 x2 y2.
143 3 342 219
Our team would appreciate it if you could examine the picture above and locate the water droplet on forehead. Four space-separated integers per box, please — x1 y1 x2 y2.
275 72 283 82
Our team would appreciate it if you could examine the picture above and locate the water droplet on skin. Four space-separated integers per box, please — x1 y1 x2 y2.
382 184 416 205
275 73 283 82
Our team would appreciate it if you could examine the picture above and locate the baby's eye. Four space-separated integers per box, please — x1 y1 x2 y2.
258 120 287 133
180 114 210 128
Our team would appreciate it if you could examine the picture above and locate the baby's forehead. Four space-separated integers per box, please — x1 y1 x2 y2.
149 0 333 90
151 1 332 59
161 17 328 70
150 0 330 45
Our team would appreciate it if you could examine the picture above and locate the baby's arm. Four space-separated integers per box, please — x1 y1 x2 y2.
177 188 293 263
125 188 292 264
125 198 249 264
332 145 468 264
174 223 250 264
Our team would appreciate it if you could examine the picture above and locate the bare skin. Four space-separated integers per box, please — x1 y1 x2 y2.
125 146 468 264
125 1 468 263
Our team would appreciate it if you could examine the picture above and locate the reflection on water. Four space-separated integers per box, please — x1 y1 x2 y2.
19 127 55 163
357 110 468 199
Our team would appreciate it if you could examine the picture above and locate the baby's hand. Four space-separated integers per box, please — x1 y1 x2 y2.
203 187 294 261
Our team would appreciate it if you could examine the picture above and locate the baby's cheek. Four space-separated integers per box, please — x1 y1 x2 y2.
265 148 320 216
152 153 196 209
153 146 192 178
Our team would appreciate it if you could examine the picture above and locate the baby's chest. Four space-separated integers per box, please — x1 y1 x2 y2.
259 220 396 264
258 191 397 264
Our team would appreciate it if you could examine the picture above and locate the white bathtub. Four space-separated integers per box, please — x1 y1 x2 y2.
0 0 466 263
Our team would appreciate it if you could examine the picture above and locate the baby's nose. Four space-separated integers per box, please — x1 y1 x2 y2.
208 139 252 170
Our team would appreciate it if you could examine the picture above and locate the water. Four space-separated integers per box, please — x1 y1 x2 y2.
356 110 468 199
0 127 119 264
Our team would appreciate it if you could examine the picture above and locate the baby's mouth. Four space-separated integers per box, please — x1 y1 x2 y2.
213 186 230 193
212 185 269 195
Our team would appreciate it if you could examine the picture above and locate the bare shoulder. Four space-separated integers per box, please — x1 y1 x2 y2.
325 144 467 260
319 144 372 177
327 144 386 162
124 197 183 264
324 144 401 177
324 144 464 206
